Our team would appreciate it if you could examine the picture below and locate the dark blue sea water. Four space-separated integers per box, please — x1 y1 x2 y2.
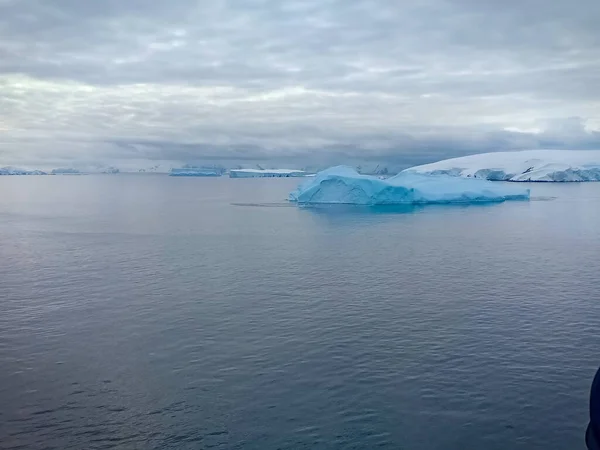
1 175 599 449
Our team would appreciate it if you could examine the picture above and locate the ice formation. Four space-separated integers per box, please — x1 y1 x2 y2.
230 169 306 178
289 166 530 205
51 168 81 175
404 150 600 182
0 166 47 175
170 167 222 177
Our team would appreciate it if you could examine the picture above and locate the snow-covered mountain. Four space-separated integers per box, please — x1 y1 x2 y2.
404 150 600 182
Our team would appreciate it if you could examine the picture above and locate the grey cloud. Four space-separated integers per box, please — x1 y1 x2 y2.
0 0 599 168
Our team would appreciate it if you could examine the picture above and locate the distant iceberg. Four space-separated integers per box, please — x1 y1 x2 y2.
170 167 222 177
405 150 600 182
0 166 47 175
289 166 530 205
230 169 306 178
51 168 81 175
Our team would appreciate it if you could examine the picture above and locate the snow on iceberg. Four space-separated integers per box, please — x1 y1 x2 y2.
404 150 600 182
289 166 529 205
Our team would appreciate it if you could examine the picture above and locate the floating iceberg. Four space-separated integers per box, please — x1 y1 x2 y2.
289 166 530 205
0 166 47 175
170 167 222 177
230 169 306 178
51 168 81 175
405 150 600 182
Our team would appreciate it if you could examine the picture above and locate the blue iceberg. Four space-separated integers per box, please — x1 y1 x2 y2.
289 166 530 205
229 169 306 178
51 168 81 175
170 167 222 177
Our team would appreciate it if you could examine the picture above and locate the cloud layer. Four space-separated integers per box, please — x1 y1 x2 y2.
1 0 599 169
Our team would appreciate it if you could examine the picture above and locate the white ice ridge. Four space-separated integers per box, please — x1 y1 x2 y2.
289 166 530 205
404 150 600 182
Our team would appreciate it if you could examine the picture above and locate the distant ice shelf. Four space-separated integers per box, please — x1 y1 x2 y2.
170 168 222 177
0 166 47 175
230 169 307 178
0 166 120 175
404 150 600 182
289 166 530 205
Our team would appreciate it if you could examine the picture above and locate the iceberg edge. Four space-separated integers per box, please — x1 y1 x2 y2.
290 166 530 205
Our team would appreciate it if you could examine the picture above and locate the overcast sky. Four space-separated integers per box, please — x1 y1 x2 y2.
1 0 599 169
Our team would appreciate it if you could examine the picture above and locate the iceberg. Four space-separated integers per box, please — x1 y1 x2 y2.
230 169 306 178
170 167 222 177
0 166 47 175
289 166 530 205
404 150 600 182
51 168 81 175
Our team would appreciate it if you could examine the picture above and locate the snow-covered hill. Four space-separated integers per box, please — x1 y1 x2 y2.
404 150 600 182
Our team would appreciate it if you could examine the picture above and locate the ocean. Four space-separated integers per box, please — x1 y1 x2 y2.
1 174 599 449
